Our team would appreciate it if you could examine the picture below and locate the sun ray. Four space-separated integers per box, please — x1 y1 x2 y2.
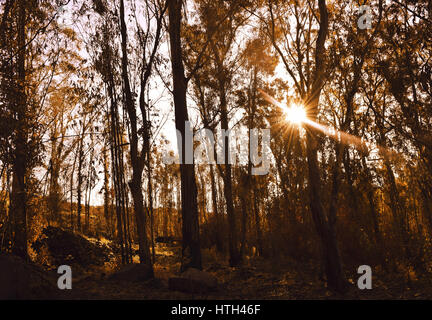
283 104 307 125
259 89 400 159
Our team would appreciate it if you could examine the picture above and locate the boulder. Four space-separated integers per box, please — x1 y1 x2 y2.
168 268 218 294
108 263 153 282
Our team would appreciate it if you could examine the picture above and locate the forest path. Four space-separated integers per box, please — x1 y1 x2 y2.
72 244 432 300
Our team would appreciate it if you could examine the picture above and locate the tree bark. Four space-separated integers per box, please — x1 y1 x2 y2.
119 0 152 269
168 0 202 271
220 95 242 266
209 164 223 252
10 0 27 259
304 0 347 293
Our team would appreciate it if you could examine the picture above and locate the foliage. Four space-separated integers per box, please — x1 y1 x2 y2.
31 226 112 269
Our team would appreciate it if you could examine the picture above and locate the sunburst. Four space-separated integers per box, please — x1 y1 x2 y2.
283 103 307 125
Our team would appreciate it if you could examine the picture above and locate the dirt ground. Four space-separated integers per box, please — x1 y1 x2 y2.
70 244 432 300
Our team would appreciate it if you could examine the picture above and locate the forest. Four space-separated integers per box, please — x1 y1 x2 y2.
0 0 432 300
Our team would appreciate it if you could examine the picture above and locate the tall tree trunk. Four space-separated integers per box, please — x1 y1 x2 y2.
248 70 262 256
119 0 152 269
361 156 386 268
305 0 347 293
252 186 263 256
10 0 28 259
76 136 83 233
209 164 223 252
220 85 241 267
106 59 130 264
109 105 126 263
70 150 77 230
103 146 112 237
239 190 247 258
48 132 62 226
147 158 155 263
84 144 94 234
168 0 202 271
384 160 410 252
198 168 208 226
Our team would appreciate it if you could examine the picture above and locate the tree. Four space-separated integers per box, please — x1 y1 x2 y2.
168 0 202 271
0 0 64 259
263 0 348 292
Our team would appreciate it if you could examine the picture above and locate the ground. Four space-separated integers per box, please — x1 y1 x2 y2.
70 244 432 300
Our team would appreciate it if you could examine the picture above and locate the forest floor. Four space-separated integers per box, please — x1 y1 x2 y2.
70 243 432 300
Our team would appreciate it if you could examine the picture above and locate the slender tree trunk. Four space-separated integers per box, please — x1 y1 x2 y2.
84 144 94 234
239 190 247 258
76 137 83 233
147 159 155 263
361 156 386 268
48 133 62 225
109 112 125 263
103 146 111 236
220 87 242 267
209 164 223 252
168 0 202 271
10 0 28 259
384 160 410 251
304 0 347 293
252 186 263 256
198 168 208 226
119 0 152 269
70 150 77 231
106 72 128 263
248 71 262 256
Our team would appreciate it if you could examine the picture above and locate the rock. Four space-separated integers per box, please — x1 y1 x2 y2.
109 263 153 282
169 268 218 293
0 254 68 299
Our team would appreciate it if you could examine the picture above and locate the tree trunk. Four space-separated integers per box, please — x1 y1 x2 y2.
304 0 347 293
248 71 262 256
209 164 223 252
103 146 112 237
220 85 241 267
70 149 77 230
168 0 202 271
76 137 83 233
252 186 263 256
147 155 156 263
239 191 247 258
10 0 28 260
119 0 152 269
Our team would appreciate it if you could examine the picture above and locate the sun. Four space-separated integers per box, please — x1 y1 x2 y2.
284 103 307 125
